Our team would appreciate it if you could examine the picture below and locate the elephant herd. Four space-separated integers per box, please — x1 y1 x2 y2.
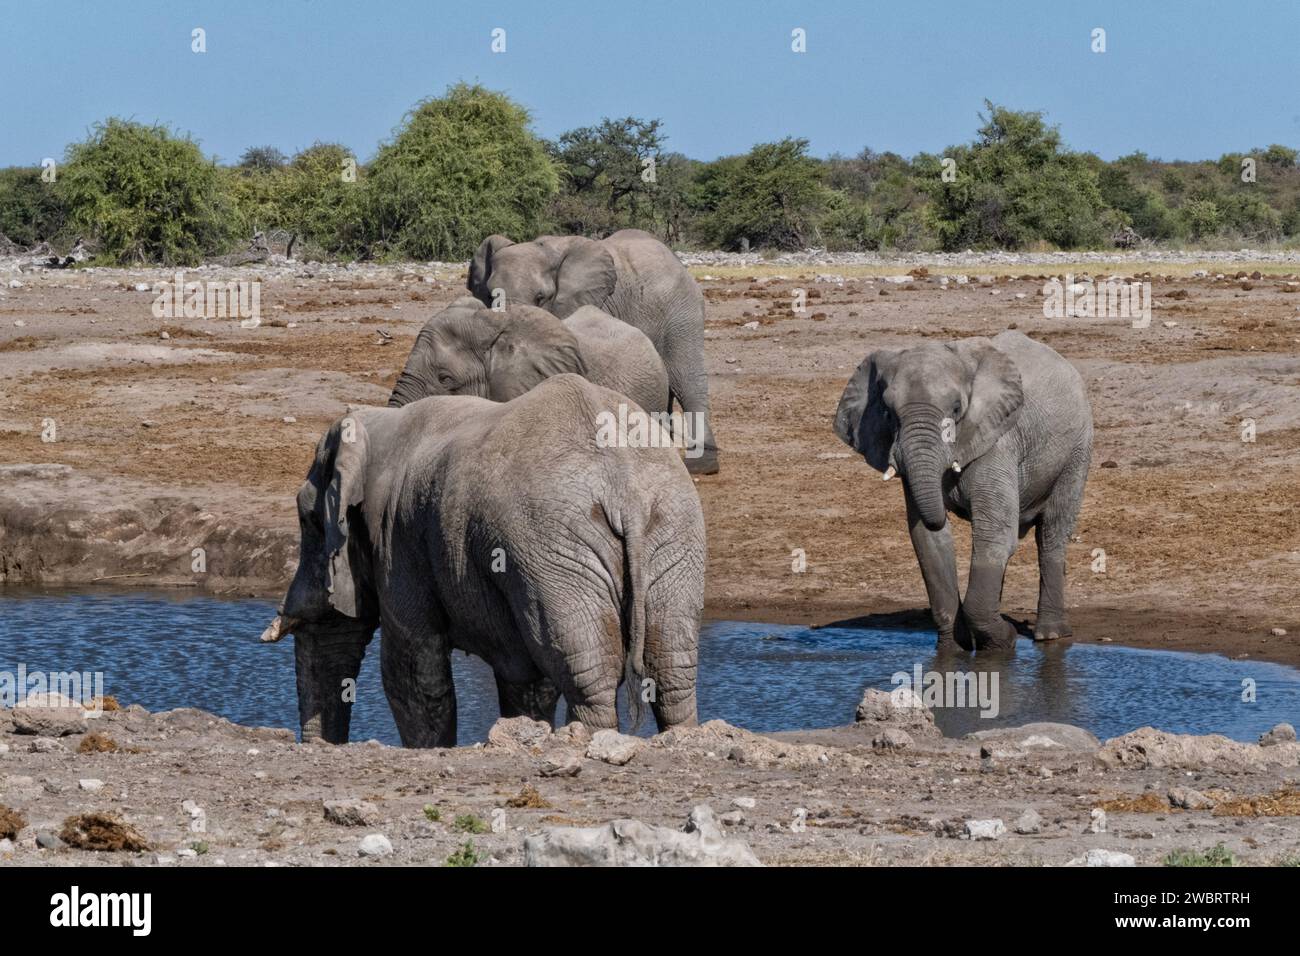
260 228 1094 748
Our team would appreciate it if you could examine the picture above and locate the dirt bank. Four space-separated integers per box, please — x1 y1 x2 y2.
1 258 1299 666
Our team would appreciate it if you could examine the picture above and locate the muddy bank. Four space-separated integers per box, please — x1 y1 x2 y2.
1 258 1298 668
1 695 1297 867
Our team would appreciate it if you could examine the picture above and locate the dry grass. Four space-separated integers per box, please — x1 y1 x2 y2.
1213 789 1300 817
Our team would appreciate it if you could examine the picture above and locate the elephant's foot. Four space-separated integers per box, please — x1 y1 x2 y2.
686 447 719 476
1032 618 1073 642
957 614 1018 654
935 627 969 655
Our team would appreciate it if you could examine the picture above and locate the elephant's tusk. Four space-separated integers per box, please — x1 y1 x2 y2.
882 465 896 481
951 461 962 473
259 615 299 643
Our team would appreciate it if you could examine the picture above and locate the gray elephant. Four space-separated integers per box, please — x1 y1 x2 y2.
833 330 1092 652
260 374 705 746
388 296 669 417
467 229 718 474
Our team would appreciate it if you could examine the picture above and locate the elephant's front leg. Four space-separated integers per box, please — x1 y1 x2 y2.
495 673 560 726
1033 462 1087 641
380 617 457 748
904 487 962 652
958 483 1020 652
660 328 718 475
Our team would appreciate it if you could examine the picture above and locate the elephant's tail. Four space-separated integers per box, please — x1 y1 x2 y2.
619 507 649 733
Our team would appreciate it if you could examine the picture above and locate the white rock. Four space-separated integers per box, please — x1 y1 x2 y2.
1013 808 1042 834
133 282 151 292
1069 848 1135 867
1089 808 1107 833
78 778 104 792
586 729 643 766
358 833 393 858
731 797 757 810
965 818 1006 841
741 321 760 331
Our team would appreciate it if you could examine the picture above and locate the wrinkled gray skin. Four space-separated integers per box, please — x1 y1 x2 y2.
834 331 1092 652
270 374 704 747
467 229 718 474
388 296 669 415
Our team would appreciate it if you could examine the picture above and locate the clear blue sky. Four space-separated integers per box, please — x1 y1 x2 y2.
2 0 1297 167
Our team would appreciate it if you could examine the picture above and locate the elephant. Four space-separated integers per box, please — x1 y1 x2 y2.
467 228 719 474
387 295 670 418
833 330 1092 652
259 374 705 747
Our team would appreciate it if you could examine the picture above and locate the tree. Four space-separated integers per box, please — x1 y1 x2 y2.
921 102 1109 250
691 138 834 250
361 84 558 260
239 146 288 170
56 119 234 265
548 117 665 235
0 167 67 246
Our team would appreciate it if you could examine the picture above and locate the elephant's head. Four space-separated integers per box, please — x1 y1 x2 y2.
263 415 378 743
388 297 587 406
833 337 1023 531
468 234 617 318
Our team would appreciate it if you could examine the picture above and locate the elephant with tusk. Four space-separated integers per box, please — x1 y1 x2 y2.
834 330 1092 653
262 374 705 747
387 296 669 417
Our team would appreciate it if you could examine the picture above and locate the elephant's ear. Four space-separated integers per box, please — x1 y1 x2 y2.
551 238 617 318
948 337 1024 467
316 416 370 618
468 235 514 302
833 350 898 472
485 306 587 400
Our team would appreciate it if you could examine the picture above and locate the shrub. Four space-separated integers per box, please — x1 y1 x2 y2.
445 841 480 867
56 119 235 265
361 84 558 260
0 167 67 247
1163 843 1235 867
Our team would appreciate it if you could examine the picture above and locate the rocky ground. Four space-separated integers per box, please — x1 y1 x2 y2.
0 693 1297 867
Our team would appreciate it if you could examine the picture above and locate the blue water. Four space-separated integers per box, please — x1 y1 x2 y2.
0 588 1296 745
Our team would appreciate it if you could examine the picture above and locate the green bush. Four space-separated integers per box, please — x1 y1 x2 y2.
361 84 558 260
1163 843 1235 867
55 119 235 265
0 167 67 247
690 138 835 250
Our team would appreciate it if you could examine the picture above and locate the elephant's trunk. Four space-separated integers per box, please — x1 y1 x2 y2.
292 620 370 744
387 333 434 407
897 408 949 532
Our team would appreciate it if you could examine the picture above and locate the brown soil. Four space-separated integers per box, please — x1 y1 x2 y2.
1 264 1299 669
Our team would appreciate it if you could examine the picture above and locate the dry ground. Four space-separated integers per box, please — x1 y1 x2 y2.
2 259 1298 664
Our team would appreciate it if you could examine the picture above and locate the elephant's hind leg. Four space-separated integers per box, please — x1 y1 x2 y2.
495 673 560 726
1033 452 1090 641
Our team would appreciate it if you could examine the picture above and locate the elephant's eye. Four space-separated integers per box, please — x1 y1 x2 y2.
438 373 458 389
534 292 546 305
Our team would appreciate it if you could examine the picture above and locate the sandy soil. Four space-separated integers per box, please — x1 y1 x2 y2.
2 258 1298 666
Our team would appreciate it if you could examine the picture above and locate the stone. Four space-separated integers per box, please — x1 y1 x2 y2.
78 779 104 792
731 797 757 810
1098 727 1300 770
525 805 761 867
966 722 1100 752
964 819 1005 841
1069 848 1135 867
586 729 643 766
1013 808 1042 834
540 753 583 778
1089 808 1107 833
871 728 913 751
719 811 744 826
176 848 197 859
1259 723 1296 746
552 722 591 746
486 716 552 751
0 838 13 854
654 720 832 769
741 321 759 331
358 833 393 858
1270 627 1287 637
1167 786 1214 810
28 738 66 754
323 799 379 827
11 703 87 737
36 831 66 850
854 688 941 738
